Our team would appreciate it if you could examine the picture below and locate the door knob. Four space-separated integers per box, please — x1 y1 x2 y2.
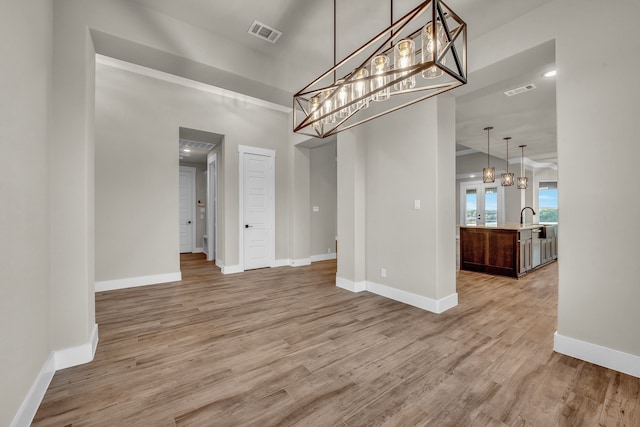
187 221 192 224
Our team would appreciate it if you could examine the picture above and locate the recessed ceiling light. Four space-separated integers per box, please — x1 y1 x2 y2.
183 148 191 152
470 174 476 178
543 70 557 77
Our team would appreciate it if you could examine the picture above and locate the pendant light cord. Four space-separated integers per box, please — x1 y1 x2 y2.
333 0 336 83
506 141 509 172
390 0 393 48
485 127 492 168
504 137 512 173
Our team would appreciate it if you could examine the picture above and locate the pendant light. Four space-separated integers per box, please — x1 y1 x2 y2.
482 126 495 183
517 144 528 189
293 0 467 138
501 137 514 186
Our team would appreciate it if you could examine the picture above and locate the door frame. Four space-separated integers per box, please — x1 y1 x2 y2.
206 151 218 262
238 144 276 271
179 165 197 253
459 180 506 226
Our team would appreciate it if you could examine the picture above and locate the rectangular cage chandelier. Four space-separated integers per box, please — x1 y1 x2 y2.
293 0 467 138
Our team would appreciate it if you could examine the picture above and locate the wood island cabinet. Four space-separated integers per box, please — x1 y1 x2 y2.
460 225 557 278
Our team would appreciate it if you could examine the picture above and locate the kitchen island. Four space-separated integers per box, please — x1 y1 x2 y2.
459 223 557 278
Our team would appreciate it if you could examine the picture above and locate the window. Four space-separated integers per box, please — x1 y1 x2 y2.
538 181 558 224
465 189 477 225
460 182 504 226
484 187 498 226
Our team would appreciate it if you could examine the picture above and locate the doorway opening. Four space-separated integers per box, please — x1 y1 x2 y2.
178 127 223 266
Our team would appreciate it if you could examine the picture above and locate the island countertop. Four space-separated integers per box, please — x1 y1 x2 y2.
458 223 547 231
459 224 557 278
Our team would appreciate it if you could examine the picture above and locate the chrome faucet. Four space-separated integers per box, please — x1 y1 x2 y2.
520 206 536 225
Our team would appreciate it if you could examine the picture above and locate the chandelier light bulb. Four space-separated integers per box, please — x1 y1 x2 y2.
351 68 370 111
309 95 322 133
422 21 446 79
370 55 390 101
394 39 416 90
335 79 351 118
320 89 336 125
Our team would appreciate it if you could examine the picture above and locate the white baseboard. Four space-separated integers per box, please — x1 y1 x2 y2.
10 353 56 427
554 332 640 378
55 323 99 370
221 264 243 274
95 272 181 292
367 281 458 314
271 259 290 268
310 252 337 262
290 258 311 267
11 324 99 427
336 277 458 314
272 255 335 268
193 247 204 253
336 276 367 292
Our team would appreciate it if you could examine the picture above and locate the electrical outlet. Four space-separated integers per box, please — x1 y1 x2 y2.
381 268 387 278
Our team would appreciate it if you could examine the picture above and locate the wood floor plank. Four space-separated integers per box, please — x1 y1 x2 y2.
31 255 640 426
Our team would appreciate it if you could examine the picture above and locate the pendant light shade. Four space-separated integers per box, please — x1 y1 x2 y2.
482 126 495 183
517 144 528 189
501 137 514 186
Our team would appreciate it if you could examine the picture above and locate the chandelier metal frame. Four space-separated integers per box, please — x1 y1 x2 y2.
292 0 467 138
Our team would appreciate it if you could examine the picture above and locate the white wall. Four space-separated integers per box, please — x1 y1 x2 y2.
471 0 640 369
337 97 457 308
95 63 290 279
0 1 53 425
310 141 337 258
50 0 97 355
337 129 367 286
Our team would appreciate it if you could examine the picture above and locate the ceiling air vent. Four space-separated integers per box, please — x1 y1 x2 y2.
179 139 216 151
248 20 282 44
504 83 537 97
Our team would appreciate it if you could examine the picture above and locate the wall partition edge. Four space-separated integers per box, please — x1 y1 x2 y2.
10 324 99 427
554 332 640 378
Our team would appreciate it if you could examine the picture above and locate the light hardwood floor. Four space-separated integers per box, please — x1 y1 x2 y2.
33 255 639 426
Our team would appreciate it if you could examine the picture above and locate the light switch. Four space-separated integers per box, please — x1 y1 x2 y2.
313 206 320 212
414 200 421 210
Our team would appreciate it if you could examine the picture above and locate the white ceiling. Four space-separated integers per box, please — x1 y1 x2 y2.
125 0 556 165
455 40 557 166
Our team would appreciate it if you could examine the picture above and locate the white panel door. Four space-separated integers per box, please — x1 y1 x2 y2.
179 167 196 253
242 152 273 270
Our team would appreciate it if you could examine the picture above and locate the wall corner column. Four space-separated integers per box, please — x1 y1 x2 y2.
336 129 366 291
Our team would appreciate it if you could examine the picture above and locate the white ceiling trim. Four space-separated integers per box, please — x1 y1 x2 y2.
456 148 479 156
509 157 558 171
457 148 557 171
95 54 292 114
